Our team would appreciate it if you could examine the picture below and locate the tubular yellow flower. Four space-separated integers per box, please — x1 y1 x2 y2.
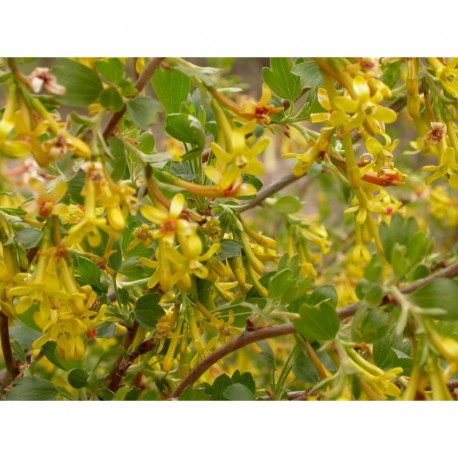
206 119 269 190
22 177 67 219
237 84 283 125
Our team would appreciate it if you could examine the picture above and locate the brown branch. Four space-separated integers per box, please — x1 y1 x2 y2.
238 97 406 214
105 321 139 392
239 173 308 213
172 324 295 398
0 312 19 382
105 335 156 394
102 57 165 140
171 258 458 398
400 260 458 294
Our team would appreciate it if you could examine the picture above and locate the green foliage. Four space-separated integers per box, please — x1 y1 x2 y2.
262 58 302 102
165 113 206 150
152 67 191 113
408 279 458 320
126 96 160 129
6 377 58 400
133 293 165 330
95 58 124 84
54 59 103 106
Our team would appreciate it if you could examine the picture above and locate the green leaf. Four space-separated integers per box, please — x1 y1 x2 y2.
365 284 384 307
165 113 205 150
262 58 302 102
373 334 412 372
407 232 432 265
308 285 338 308
231 370 256 393
133 293 165 330
269 269 295 304
243 174 263 192
291 61 324 90
210 373 232 400
6 377 58 400
271 196 302 214
68 369 89 389
292 351 320 384
100 87 124 112
14 227 42 249
223 383 255 401
74 255 107 293
351 307 389 343
108 137 128 181
95 58 124 84
11 340 26 364
294 302 340 342
94 322 116 338
257 341 276 370
407 279 458 320
53 59 103 107
119 78 137 97
382 62 402 89
16 303 42 332
152 67 191 113
108 239 123 271
137 132 156 154
379 214 411 263
126 96 160 130
293 88 326 121
42 341 80 370
67 172 85 205
214 239 244 261
174 64 220 87
0 206 26 216
178 386 211 400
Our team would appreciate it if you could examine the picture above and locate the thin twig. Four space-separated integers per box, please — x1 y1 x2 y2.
239 173 308 213
0 312 19 382
171 258 458 397
106 321 139 392
102 57 165 140
238 98 406 214
401 260 458 294
105 335 156 394
172 324 295 398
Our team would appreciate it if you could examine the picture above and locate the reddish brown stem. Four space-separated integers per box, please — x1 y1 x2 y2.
0 312 19 381
103 57 165 140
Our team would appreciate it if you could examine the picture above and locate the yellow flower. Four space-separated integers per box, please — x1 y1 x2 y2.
8 238 106 360
141 242 219 292
424 146 458 188
22 177 67 218
0 84 32 159
330 76 397 134
237 83 283 125
64 179 119 247
427 58 458 99
140 194 195 245
206 119 269 189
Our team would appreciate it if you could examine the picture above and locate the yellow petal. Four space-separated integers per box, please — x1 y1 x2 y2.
210 142 233 163
244 157 265 176
140 205 167 225
371 106 397 124
334 96 360 113
169 193 185 218
317 87 331 111
204 165 222 184
352 75 370 100
248 137 270 157
258 83 272 106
